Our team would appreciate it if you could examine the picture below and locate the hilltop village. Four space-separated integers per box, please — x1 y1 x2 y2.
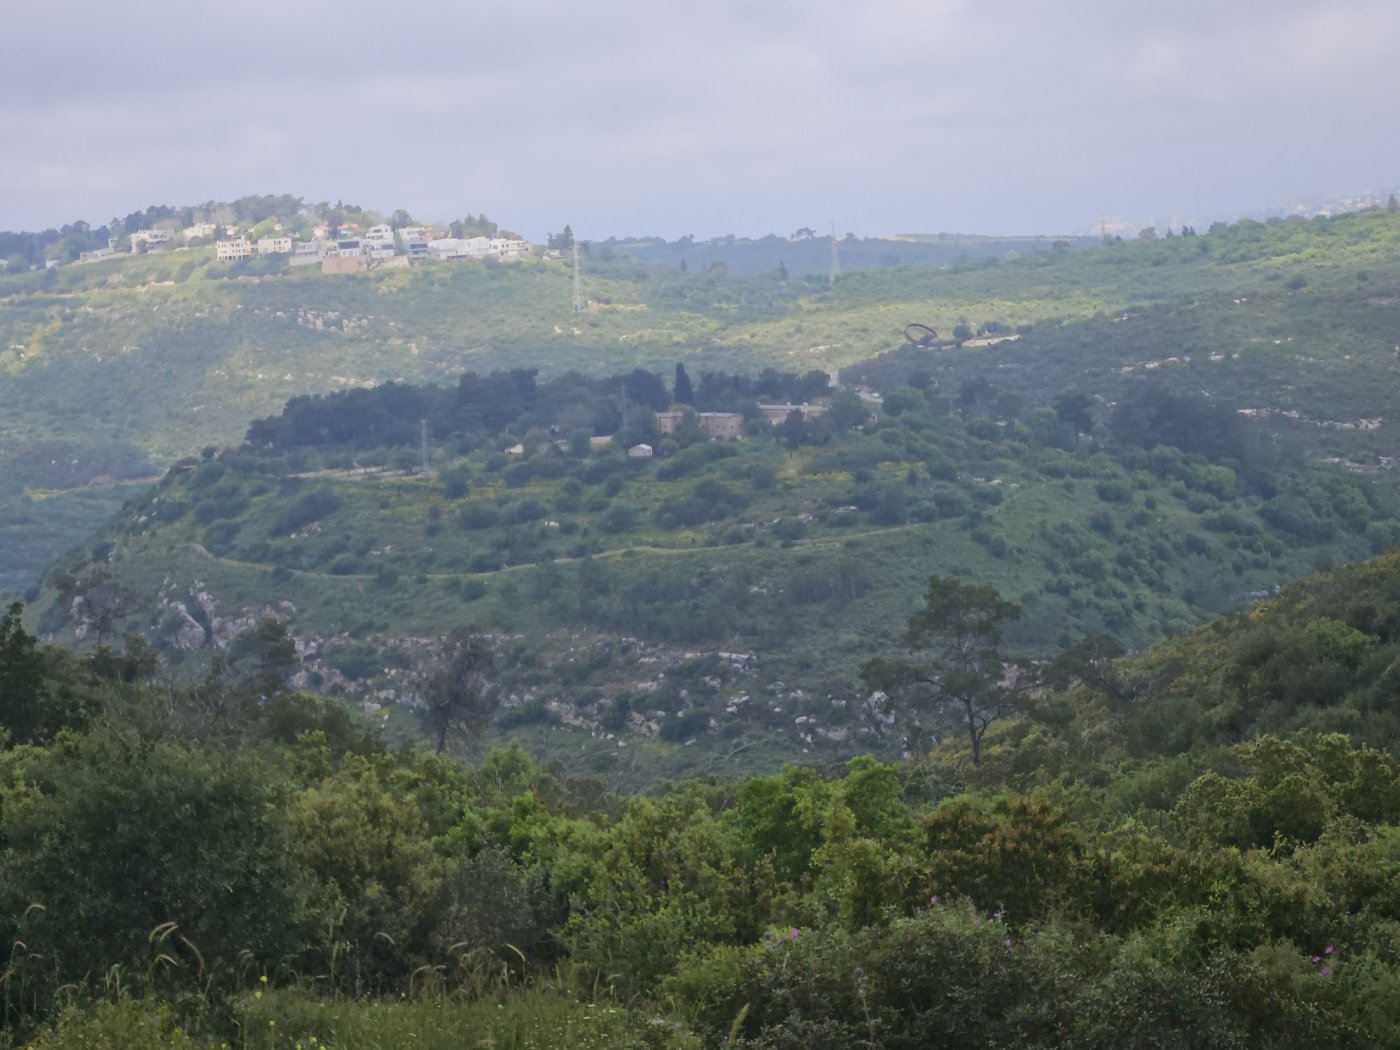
72 218 536 273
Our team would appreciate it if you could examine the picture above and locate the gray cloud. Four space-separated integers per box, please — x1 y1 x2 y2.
4 0 1398 237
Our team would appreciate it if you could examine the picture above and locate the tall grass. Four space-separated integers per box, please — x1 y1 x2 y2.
14 990 698 1050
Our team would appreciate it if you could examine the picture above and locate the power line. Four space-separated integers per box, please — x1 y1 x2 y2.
571 241 584 314
829 219 840 282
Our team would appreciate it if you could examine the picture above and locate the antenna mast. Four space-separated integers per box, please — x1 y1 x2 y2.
571 241 584 314
829 219 840 282
420 418 429 473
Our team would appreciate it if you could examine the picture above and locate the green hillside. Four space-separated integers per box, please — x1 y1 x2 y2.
7 207 1400 595
28 345 1400 774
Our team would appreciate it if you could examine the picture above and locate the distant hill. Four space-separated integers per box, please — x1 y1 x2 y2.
595 231 1099 275
5 204 1400 605
1082 183 1400 239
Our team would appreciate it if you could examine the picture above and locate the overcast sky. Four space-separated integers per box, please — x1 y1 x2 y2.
5 0 1399 240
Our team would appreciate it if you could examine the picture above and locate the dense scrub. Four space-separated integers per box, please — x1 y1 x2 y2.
11 553 1400 1044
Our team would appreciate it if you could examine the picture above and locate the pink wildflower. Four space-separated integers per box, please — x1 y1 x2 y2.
1320 967 1331 977
1324 945 1335 955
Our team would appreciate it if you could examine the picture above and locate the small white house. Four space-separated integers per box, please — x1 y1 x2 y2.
363 224 395 247
627 443 654 459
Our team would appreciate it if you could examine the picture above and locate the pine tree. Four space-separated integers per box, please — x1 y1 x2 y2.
674 363 695 406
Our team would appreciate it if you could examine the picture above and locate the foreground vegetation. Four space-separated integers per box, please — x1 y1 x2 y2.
9 548 1400 1045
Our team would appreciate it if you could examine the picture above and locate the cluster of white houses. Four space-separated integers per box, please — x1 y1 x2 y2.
71 220 532 271
214 223 532 273
75 222 228 263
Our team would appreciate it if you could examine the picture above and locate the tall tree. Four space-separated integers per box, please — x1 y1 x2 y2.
861 577 1024 766
420 627 496 754
673 362 695 407
0 602 63 744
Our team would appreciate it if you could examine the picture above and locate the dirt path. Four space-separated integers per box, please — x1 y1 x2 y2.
178 520 934 582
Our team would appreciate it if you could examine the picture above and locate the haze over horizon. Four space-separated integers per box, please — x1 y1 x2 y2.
6 0 1400 241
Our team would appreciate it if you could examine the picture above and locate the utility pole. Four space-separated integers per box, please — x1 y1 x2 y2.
829 219 840 283
420 418 429 473
571 241 584 314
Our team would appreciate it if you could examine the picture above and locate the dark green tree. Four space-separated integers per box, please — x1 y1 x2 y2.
421 627 496 754
673 363 695 407
1053 390 1097 434
778 408 806 449
0 734 323 1003
622 368 669 411
0 602 83 745
862 577 1024 766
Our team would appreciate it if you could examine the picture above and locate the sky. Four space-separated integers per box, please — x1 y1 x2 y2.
5 0 1400 241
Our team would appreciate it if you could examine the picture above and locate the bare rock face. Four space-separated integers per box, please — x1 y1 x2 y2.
71 597 90 641
173 607 206 650
211 611 261 648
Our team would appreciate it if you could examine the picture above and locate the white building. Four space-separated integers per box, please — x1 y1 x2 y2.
183 222 217 240
363 224 394 248
334 239 363 258
402 233 430 260
257 237 293 255
425 235 531 261
290 241 325 266
130 229 171 251
426 238 468 260
215 238 253 261
488 237 530 258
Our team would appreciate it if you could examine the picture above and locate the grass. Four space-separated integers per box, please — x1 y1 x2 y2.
19 988 700 1050
236 988 699 1050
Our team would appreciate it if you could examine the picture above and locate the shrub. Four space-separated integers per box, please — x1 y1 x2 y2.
270 488 341 536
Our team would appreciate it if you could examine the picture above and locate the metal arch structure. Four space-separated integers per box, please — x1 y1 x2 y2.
903 323 939 347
